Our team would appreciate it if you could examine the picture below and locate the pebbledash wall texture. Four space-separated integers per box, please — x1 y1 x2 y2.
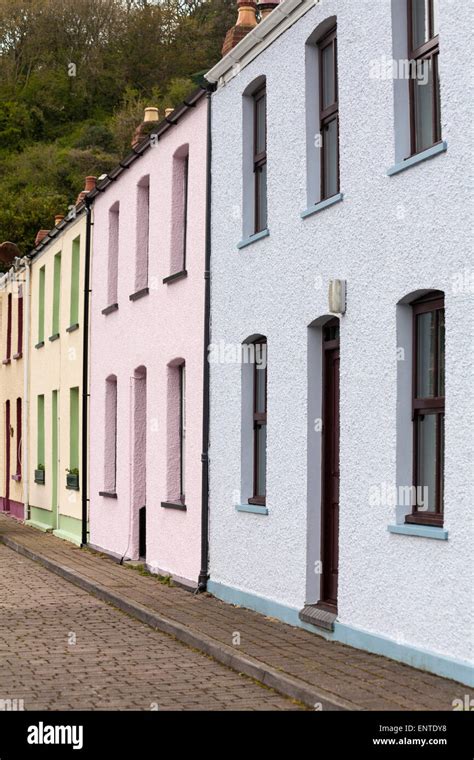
89 94 207 588
206 0 473 684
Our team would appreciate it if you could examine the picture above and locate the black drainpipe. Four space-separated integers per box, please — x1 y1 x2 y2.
81 197 93 546
198 85 214 591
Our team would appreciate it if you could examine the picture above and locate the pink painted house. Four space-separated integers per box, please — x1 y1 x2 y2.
88 88 209 590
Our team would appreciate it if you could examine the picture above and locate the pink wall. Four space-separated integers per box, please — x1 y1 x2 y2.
89 97 207 587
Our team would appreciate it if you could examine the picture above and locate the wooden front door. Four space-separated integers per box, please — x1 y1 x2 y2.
4 400 10 512
321 321 340 610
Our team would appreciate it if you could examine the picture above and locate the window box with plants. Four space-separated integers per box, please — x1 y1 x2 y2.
66 468 80 490
34 465 45 485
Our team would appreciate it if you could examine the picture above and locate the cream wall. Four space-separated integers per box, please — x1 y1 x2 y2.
28 212 86 543
0 270 26 517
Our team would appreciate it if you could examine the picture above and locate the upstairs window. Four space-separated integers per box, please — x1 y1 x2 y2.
5 292 12 361
169 147 189 278
253 86 267 233
107 202 120 307
318 26 339 200
407 291 445 526
135 176 150 293
16 285 23 357
408 0 441 154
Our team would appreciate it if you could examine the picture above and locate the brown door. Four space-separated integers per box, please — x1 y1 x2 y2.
321 321 340 610
4 400 10 512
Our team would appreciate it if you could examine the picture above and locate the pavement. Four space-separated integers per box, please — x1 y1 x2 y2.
0 514 471 711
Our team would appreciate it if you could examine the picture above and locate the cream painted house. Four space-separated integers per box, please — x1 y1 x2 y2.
27 206 88 545
0 263 27 519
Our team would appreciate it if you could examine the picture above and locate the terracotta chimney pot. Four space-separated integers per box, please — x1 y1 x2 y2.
54 214 65 226
222 0 258 55
165 108 174 118
258 0 279 19
35 230 50 246
144 107 159 122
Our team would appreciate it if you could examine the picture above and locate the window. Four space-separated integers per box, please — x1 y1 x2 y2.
408 0 441 154
16 286 23 357
135 176 150 293
253 87 267 233
179 364 186 502
407 291 444 526
249 338 267 505
69 237 80 327
165 360 185 505
319 26 339 200
37 394 45 469
16 397 22 479
52 253 61 337
38 266 45 344
5 293 12 361
107 202 120 307
104 375 117 493
70 387 80 477
169 148 189 277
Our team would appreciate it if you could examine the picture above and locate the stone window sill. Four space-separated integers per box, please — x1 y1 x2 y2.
35 341 44 349
49 333 60 342
237 228 270 250
13 352 23 360
129 287 149 301
388 524 448 540
301 192 343 219
235 503 268 515
161 500 187 511
2 358 11 365
102 303 119 316
99 491 117 499
163 270 187 285
387 141 447 176
66 323 79 333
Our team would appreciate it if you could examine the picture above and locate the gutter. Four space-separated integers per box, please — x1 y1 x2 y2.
198 85 215 591
22 258 31 522
81 197 93 546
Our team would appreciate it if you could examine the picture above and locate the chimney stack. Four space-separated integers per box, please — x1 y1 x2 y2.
258 0 279 19
76 176 97 206
222 0 257 55
34 230 49 247
132 107 160 147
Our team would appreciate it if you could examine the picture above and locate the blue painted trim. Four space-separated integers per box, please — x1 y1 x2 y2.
333 623 474 687
387 141 448 176
388 524 448 540
301 192 343 219
237 228 270 249
235 504 268 515
207 580 474 686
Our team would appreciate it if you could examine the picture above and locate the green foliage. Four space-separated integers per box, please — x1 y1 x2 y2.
0 0 235 253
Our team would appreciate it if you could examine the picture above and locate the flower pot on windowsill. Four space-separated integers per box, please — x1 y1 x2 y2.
34 468 45 485
66 472 79 490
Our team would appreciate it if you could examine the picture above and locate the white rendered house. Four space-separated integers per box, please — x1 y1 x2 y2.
206 0 473 685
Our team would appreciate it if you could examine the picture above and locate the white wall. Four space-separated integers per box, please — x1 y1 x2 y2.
208 0 473 665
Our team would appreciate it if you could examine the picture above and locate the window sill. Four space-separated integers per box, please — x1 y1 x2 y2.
129 287 149 301
99 491 117 499
301 192 344 219
11 474 21 482
387 141 447 176
161 500 187 511
2 358 11 365
237 228 270 250
388 524 448 540
236 504 268 515
66 485 80 491
49 333 60 342
66 323 79 333
35 341 44 349
163 270 188 285
13 352 23 360
102 303 119 316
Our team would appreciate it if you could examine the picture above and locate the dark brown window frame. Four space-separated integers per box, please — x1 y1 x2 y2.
407 0 441 156
17 285 23 357
318 26 339 201
6 292 12 361
248 338 267 506
407 291 445 527
253 86 267 234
